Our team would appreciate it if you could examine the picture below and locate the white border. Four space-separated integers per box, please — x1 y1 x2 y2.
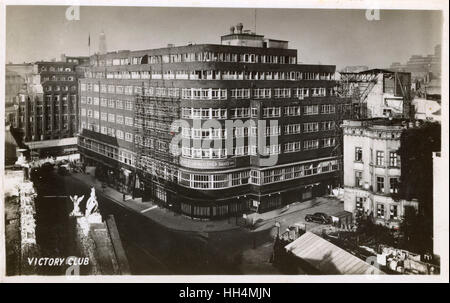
0 0 448 283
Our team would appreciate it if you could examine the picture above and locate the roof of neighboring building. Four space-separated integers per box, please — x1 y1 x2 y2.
359 68 394 74
432 109 441 116
285 232 385 275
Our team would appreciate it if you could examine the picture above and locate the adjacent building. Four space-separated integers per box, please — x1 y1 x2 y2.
78 24 345 219
342 119 419 228
14 55 89 158
389 44 441 99
5 63 34 127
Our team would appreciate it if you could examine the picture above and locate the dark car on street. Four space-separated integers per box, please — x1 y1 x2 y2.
305 212 331 224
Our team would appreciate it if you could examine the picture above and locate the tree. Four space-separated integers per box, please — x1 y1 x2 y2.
399 207 433 254
397 121 440 254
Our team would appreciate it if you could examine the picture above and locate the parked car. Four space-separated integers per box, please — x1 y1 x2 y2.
57 165 69 175
305 212 331 224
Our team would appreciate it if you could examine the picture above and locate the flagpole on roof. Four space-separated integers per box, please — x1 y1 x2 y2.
88 32 91 57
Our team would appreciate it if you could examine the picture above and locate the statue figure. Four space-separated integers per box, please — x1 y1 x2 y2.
85 187 99 217
69 195 84 217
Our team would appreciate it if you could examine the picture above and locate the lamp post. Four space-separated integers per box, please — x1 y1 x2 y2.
275 221 281 239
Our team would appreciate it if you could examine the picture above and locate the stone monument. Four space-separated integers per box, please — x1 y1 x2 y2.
69 195 84 217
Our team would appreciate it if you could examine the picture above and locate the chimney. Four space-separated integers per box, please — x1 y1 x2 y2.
236 23 243 34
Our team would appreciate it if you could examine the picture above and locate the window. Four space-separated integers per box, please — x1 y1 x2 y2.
303 122 319 133
355 171 363 187
377 204 385 218
303 105 318 115
355 147 363 162
116 130 124 140
125 132 133 142
125 117 133 126
389 151 399 167
356 197 365 212
321 121 335 131
321 137 335 147
376 151 385 166
376 176 385 193
284 106 301 116
390 205 398 220
284 141 301 153
303 140 319 150
320 104 335 114
262 107 281 118
284 124 301 135
389 178 399 194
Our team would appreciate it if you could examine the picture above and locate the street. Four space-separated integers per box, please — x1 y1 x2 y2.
32 165 344 275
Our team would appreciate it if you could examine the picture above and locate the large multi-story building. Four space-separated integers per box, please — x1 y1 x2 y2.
15 55 89 158
78 24 346 219
389 44 441 99
342 119 419 228
5 63 34 127
389 44 441 81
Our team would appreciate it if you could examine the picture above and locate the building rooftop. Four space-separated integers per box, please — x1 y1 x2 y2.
343 117 413 128
285 232 385 275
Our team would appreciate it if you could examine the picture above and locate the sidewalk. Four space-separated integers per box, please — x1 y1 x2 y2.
68 171 343 235
68 172 243 234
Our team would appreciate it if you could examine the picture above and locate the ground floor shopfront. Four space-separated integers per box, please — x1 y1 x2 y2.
79 142 341 220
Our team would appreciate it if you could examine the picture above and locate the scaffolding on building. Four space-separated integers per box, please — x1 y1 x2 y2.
133 84 181 206
329 72 379 187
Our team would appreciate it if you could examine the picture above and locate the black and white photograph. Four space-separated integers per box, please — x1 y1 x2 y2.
1 0 448 283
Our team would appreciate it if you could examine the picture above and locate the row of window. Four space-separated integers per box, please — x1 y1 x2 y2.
82 122 134 142
79 137 135 166
355 197 400 220
40 66 74 72
179 122 335 139
92 52 302 67
355 172 399 195
86 68 335 82
81 97 133 111
262 105 336 117
250 160 339 185
178 138 335 159
42 75 76 82
80 84 335 100
44 85 77 92
355 147 400 167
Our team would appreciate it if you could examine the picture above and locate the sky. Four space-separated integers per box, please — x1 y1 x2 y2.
5 6 443 69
